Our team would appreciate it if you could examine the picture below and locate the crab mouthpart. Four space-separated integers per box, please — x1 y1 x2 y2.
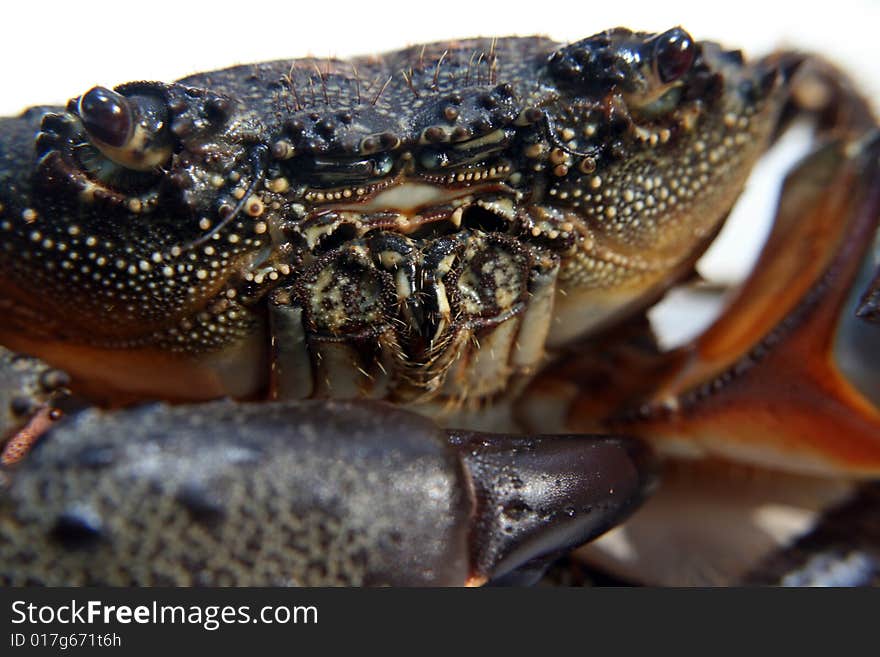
331 181 517 232
295 182 519 253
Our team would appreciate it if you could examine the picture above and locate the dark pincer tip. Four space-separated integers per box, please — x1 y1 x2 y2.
448 430 657 585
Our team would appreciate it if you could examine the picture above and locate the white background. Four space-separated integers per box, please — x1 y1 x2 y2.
2 0 877 116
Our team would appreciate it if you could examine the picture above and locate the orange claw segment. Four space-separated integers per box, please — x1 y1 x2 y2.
607 133 880 476
667 147 860 389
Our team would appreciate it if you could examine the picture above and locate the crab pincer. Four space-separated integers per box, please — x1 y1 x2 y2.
0 400 653 586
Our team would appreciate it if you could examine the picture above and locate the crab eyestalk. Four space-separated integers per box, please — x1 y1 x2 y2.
77 86 172 170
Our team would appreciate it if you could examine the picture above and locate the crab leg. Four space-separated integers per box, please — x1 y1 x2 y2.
0 347 68 466
525 129 880 473
0 399 653 586
518 126 880 585
601 131 880 476
743 481 880 586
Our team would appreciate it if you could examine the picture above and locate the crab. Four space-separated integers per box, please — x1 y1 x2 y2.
0 26 877 586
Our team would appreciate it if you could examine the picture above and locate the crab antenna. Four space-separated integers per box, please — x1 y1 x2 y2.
540 111 603 159
183 144 269 251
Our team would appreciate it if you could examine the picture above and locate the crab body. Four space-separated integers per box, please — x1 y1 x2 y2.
0 27 878 586
0 29 784 406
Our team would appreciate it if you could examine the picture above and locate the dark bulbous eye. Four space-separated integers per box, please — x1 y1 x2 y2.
75 85 172 171
653 28 695 83
78 86 133 148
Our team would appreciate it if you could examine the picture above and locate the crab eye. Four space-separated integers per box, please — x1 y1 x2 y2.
78 87 133 148
76 86 172 171
653 28 695 83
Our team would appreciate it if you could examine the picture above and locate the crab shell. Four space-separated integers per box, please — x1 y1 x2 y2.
0 29 786 403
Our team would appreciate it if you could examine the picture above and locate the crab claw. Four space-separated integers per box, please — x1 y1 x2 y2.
450 429 654 585
0 400 653 586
